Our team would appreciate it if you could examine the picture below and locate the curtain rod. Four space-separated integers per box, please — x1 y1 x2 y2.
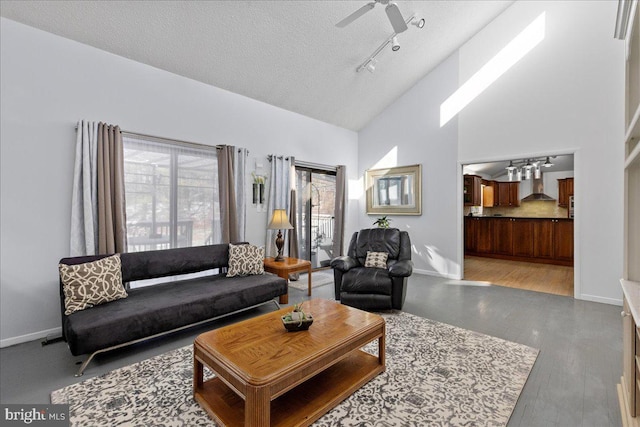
295 160 337 173
74 123 248 154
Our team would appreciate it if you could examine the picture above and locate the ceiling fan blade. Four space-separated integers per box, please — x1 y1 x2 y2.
336 2 376 28
385 3 408 33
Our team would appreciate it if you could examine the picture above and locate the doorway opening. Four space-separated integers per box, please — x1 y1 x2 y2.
295 166 337 270
461 154 575 296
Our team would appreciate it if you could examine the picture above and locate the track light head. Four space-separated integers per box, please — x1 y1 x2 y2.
412 18 425 29
543 156 553 167
391 36 400 52
366 59 377 73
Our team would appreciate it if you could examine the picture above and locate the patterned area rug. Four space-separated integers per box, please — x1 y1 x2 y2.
51 311 538 426
288 270 334 291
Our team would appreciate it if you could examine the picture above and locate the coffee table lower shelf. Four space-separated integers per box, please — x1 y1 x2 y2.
194 350 383 427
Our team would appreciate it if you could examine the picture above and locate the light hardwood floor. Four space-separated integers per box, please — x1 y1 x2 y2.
464 256 574 296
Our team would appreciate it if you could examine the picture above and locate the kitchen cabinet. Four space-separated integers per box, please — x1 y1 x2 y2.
464 217 478 253
553 219 574 262
476 218 494 254
533 220 554 259
464 216 573 266
493 218 513 255
497 182 520 207
512 219 534 257
557 178 574 208
464 175 482 206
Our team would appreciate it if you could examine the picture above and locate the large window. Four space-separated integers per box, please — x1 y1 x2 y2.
123 135 220 252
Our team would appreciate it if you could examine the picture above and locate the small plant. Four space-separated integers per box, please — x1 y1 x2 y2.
373 216 391 229
283 302 308 326
251 172 266 185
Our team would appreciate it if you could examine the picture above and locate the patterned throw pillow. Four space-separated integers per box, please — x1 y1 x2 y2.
365 251 389 269
227 243 265 277
59 254 128 315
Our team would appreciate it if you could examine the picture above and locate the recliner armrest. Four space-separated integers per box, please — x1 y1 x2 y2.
330 256 358 272
388 260 413 277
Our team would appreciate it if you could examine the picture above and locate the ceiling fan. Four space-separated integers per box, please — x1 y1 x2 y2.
336 0 408 34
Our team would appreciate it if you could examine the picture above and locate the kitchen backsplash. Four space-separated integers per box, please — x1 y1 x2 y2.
464 201 569 218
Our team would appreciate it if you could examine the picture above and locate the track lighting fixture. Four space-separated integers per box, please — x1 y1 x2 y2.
355 14 424 73
412 18 425 29
365 59 377 73
504 156 557 181
391 36 400 52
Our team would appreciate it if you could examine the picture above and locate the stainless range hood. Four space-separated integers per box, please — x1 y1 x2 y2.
521 174 555 201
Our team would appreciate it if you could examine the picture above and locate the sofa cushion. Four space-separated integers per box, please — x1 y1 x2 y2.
364 251 388 269
227 243 265 277
59 254 128 315
62 272 286 356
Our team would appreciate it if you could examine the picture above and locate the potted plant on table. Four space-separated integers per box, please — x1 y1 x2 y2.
281 302 313 332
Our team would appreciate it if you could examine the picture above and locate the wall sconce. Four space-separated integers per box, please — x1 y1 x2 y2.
252 174 266 204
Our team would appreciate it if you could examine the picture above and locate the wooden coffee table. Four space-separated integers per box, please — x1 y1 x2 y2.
193 299 385 427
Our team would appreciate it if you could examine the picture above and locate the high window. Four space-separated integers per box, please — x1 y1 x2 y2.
123 135 220 252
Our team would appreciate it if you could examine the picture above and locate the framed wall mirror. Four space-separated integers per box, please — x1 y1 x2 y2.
366 164 422 215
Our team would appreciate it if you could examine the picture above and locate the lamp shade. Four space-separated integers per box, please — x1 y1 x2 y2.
267 209 293 230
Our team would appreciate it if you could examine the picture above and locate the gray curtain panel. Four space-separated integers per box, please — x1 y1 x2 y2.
332 165 347 257
265 155 292 258
70 120 99 256
97 123 127 254
217 145 239 244
233 147 248 242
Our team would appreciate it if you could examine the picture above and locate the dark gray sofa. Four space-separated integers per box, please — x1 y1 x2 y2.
59 244 287 376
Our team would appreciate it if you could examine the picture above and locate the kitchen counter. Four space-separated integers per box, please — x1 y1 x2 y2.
464 216 574 265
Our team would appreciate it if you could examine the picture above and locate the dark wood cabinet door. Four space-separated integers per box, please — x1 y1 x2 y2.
498 182 511 206
493 218 513 255
566 178 574 197
464 217 478 253
476 218 493 253
509 182 520 207
533 220 554 258
512 219 534 257
464 175 482 206
554 219 574 261
558 179 567 207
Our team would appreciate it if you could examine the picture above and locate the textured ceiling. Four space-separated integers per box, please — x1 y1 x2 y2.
0 0 514 131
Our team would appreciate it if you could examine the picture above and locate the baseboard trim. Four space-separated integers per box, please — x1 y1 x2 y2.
577 293 623 306
0 327 62 349
413 269 461 280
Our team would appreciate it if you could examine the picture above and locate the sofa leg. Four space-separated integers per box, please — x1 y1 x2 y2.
272 300 281 310
75 351 100 377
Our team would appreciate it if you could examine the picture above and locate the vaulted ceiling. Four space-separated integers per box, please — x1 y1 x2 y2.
0 0 514 131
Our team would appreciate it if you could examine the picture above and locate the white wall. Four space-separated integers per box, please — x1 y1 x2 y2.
0 18 358 346
358 54 460 279
457 1 624 304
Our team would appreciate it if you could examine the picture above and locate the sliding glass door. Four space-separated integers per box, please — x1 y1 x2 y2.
295 167 337 269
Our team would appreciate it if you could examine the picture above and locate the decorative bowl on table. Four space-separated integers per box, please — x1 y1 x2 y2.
281 302 313 332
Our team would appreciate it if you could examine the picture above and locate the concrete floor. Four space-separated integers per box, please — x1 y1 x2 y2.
0 273 623 426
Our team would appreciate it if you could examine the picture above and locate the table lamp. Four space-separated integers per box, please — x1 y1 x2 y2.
267 209 294 261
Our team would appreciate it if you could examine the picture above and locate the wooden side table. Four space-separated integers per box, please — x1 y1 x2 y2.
263 257 312 304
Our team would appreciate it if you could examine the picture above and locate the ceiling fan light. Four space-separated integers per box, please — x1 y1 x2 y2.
391 36 400 52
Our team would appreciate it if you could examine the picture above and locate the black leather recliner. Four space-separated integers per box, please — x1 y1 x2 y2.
330 228 413 311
